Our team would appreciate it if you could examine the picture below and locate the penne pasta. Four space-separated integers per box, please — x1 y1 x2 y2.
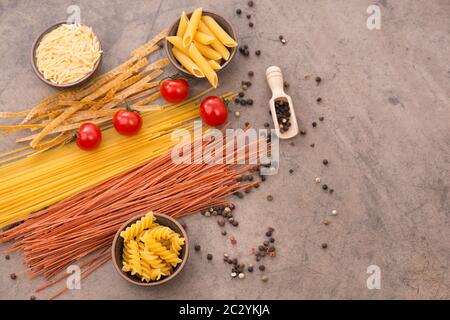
201 16 238 48
208 60 222 71
198 21 230 60
194 31 215 45
188 43 218 88
183 7 202 47
176 11 189 37
172 47 205 78
194 42 222 60
166 36 190 55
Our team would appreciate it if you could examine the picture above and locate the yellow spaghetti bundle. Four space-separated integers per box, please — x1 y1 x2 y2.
0 90 230 228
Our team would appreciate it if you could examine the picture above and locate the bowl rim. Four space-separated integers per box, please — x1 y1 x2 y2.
164 10 237 77
31 21 103 89
111 212 189 287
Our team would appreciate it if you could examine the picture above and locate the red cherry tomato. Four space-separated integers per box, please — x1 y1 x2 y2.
199 96 228 126
113 109 142 136
160 79 190 103
76 123 102 150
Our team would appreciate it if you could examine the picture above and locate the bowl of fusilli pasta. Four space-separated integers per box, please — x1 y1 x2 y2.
112 212 189 286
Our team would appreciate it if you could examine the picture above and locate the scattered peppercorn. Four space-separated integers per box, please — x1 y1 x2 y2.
312 122 317 127
322 184 328 190
248 1 254 7
323 219 330 226
310 143 315 148
5 255 10 260
234 97 240 104
315 76 322 84
248 71 254 77
249 22 254 28
321 243 328 249
235 191 244 199
289 169 294 174
240 99 247 106
316 97 322 103
238 92 245 98
323 159 329 165
319 116 324 121
232 258 238 265
207 253 213 260
259 265 266 271
290 142 295 146
300 130 307 135
245 122 250 127
284 81 290 89
246 14 251 19
264 122 270 128
263 240 270 247
329 189 335 194
10 273 17 280
270 237 275 243
232 221 239 227
255 50 261 56
248 265 254 272
30 296 36 300
236 8 242 15
266 195 273 202
247 99 253 105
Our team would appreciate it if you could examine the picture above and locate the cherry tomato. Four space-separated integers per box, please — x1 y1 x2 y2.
160 79 190 103
113 109 142 136
76 123 102 150
199 96 228 126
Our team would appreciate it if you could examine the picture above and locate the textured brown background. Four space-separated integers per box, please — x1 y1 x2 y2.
0 0 449 299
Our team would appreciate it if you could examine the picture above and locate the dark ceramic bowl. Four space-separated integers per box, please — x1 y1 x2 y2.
31 22 102 88
165 11 237 77
111 213 189 287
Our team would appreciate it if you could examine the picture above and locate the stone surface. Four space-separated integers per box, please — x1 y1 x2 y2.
0 0 449 300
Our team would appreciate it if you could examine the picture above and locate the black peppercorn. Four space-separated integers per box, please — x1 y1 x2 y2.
234 97 240 104
207 253 213 260
248 1 254 7
248 71 254 77
194 244 201 251
319 116 324 121
247 99 253 105
312 122 317 127
322 184 328 190
249 22 254 28
315 76 322 84
236 8 242 15
246 14 251 19
10 273 17 280
300 130 307 135
289 169 294 174
323 159 328 165
321 243 328 249
259 265 266 271
238 92 245 98
255 50 261 56
316 97 322 103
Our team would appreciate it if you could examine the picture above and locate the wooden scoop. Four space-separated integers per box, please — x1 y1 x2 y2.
266 66 299 139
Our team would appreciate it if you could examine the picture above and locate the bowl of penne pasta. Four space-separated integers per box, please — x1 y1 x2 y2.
165 8 238 88
112 212 189 287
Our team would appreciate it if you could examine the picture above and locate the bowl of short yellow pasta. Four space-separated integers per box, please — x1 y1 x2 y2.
112 212 189 286
165 8 238 88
